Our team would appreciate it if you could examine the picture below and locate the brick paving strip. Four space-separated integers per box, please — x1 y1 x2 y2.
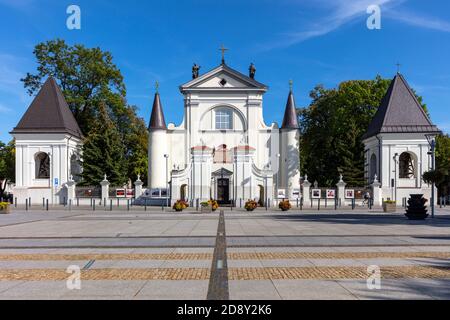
1 251 450 261
1 266 450 281
206 210 229 300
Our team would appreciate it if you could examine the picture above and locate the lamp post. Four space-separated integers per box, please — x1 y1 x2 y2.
426 135 437 218
276 153 281 202
164 154 169 208
393 153 399 202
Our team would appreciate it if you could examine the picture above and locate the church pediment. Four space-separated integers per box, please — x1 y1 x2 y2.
180 64 267 92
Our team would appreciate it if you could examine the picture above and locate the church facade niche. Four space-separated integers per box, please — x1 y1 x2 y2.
399 152 416 179
35 152 50 179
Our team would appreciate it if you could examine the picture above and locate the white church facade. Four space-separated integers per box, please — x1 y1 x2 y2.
9 57 440 207
147 61 300 206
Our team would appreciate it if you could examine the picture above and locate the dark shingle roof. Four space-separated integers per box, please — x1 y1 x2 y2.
11 77 83 139
363 73 441 140
148 92 167 130
281 90 299 129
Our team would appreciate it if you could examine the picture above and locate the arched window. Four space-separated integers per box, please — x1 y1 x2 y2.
35 152 50 179
215 108 233 130
70 154 81 182
370 154 377 182
399 152 415 178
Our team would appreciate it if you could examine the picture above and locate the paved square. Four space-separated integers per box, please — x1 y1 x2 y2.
0 206 450 300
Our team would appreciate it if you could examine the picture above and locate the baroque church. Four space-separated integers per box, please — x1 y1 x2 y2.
10 54 440 206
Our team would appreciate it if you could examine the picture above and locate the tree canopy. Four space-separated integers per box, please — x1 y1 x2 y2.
299 75 428 187
0 140 15 197
22 39 148 185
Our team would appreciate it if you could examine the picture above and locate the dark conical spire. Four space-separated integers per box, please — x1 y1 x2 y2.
148 91 167 130
11 77 83 138
281 82 299 129
362 73 441 139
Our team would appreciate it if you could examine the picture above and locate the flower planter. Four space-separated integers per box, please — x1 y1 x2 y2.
245 200 258 212
201 204 212 213
0 204 11 214
278 200 291 212
383 202 396 213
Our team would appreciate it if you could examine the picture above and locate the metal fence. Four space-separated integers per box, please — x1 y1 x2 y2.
75 186 101 198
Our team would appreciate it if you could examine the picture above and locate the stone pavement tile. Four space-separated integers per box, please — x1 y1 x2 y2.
331 246 400 253
134 280 209 300
159 260 211 268
61 280 146 299
294 247 340 253
94 260 181 270
131 248 176 254
355 258 449 267
336 279 442 300
0 281 68 299
0 281 25 294
228 280 281 300
308 259 367 267
272 279 357 300
0 249 60 254
172 247 214 253
416 246 450 252
227 260 265 268
258 259 315 268
0 260 89 269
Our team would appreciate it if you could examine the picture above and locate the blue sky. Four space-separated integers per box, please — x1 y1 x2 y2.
1 0 449 142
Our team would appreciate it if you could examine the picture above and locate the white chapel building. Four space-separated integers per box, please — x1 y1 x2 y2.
363 73 441 205
147 60 301 205
10 77 83 204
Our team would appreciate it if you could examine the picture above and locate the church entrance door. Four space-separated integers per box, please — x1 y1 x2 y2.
217 178 230 204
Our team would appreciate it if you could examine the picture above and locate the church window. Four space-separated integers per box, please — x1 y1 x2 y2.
219 78 227 86
35 152 50 179
399 152 415 178
215 108 233 130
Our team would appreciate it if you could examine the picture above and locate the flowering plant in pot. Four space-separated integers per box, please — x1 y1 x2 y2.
0 202 11 214
208 199 219 211
383 200 396 213
245 200 258 211
173 200 188 212
279 200 291 211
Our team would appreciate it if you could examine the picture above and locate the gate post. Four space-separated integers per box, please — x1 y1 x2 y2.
100 174 110 204
336 174 346 208
134 174 144 198
371 174 382 207
302 175 311 208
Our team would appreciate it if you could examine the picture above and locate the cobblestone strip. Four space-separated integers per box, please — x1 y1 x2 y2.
207 210 229 300
1 265 449 281
1 251 449 261
0 253 213 261
228 266 450 280
0 268 211 281
228 251 450 260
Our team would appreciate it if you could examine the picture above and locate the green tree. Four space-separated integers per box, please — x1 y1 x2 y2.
79 103 128 186
22 39 148 184
0 140 15 197
435 134 450 197
299 76 426 187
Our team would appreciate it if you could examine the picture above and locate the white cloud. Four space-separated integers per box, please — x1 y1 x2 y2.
262 0 450 50
386 10 450 33
0 103 12 113
261 0 401 50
